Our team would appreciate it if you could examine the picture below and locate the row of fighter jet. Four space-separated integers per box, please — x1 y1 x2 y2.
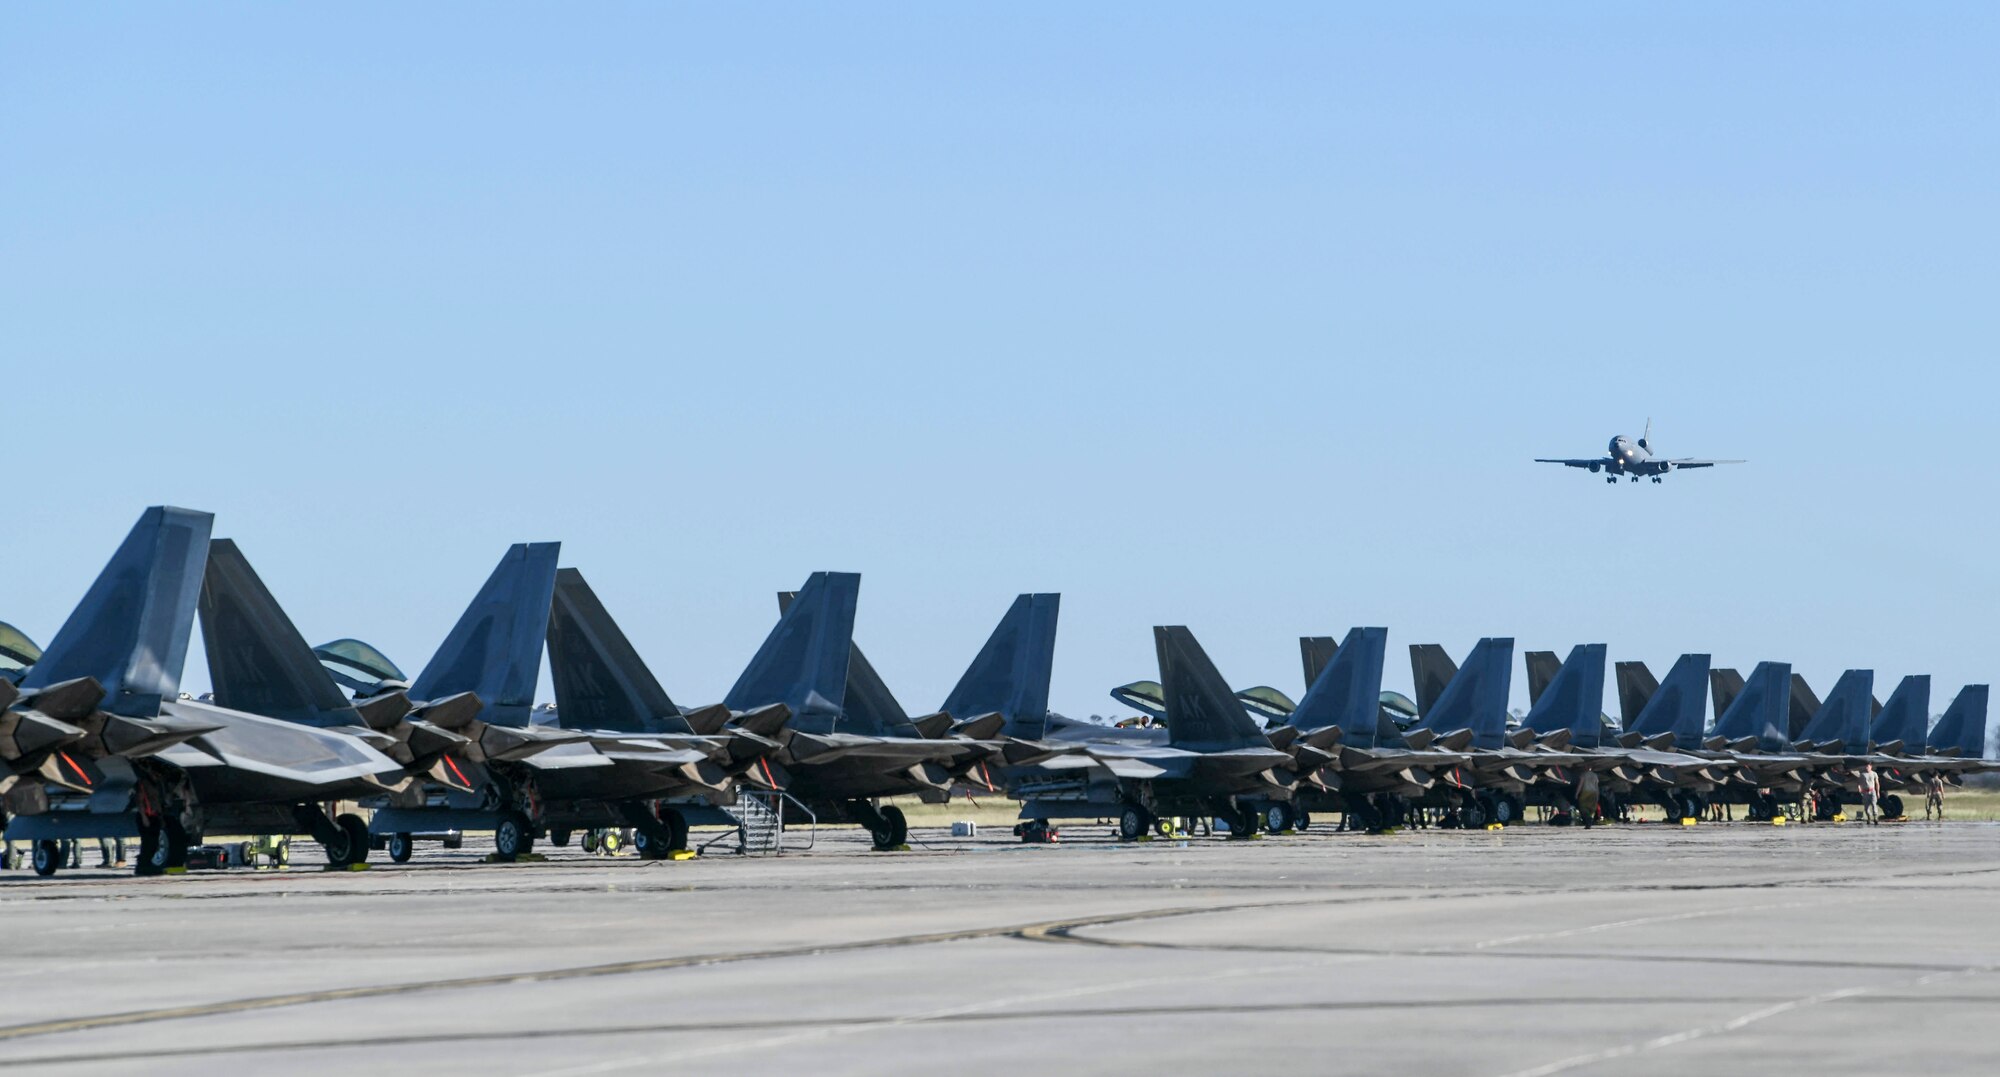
0 507 1991 876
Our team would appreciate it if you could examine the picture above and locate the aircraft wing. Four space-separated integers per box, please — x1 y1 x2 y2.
1534 458 1607 469
1659 459 1744 470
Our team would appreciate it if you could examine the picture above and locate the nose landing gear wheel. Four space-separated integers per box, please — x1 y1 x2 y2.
32 840 61 877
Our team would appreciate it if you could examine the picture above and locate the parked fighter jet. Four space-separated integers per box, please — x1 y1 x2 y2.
1023 626 1296 840
724 573 995 850
9 509 406 876
1266 627 1469 833
542 567 793 839
1523 645 1733 821
339 544 794 861
1401 638 1577 821
1536 420 1743 483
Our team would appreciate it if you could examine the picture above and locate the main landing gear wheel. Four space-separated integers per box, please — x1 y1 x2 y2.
1295 810 1312 831
549 828 573 848
387 832 414 864
494 812 535 861
1117 805 1151 842
1881 794 1904 820
1226 805 1260 839
638 808 691 860
869 805 908 850
32 840 61 877
1264 803 1295 833
137 819 189 876
329 813 371 867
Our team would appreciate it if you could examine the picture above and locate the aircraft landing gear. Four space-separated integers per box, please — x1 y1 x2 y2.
1605 476 1617 484
1117 804 1152 842
1629 475 1640 483
1651 477 1663 484
32 840 61 877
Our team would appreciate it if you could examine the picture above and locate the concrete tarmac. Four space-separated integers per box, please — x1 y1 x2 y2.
1 819 1996 1075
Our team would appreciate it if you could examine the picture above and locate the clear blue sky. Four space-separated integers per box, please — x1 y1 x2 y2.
4 5 1995 727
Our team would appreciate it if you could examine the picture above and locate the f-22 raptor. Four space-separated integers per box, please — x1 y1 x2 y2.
1536 420 1743 484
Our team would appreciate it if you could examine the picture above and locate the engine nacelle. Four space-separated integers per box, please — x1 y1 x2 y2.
1587 463 1600 474
1655 461 1673 474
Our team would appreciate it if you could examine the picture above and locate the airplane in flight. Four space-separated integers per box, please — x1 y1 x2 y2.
1536 420 1743 483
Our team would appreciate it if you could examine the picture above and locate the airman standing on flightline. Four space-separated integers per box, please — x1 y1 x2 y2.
1925 773 1947 821
1857 763 1881 825
1574 770 1600 828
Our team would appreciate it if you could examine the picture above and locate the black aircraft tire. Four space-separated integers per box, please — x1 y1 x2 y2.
661 807 691 852
634 830 669 860
1227 805 1259 839
549 828 572 848
32 840 61 877
161 819 191 870
581 830 600 854
135 824 164 877
1464 800 1487 828
494 813 534 861
334 813 370 866
880 805 908 848
1882 794 1904 820
1295 810 1312 831
1117 806 1148 842
1264 803 1293 833
388 833 414 863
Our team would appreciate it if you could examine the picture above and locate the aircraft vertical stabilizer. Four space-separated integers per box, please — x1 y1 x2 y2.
1709 668 1746 723
1615 661 1661 730
1155 626 1265 751
1797 670 1873 749
199 539 365 728
1522 644 1607 747
1524 651 1563 707
1714 662 1791 751
1417 638 1514 749
1290 627 1387 747
1787 674 1823 741
1929 686 1991 759
409 542 561 727
724 572 857 733
1869 675 1930 749
546 568 685 735
1299 636 1339 689
940 594 1059 740
1628 654 1710 742
1410 644 1458 719
23 506 213 718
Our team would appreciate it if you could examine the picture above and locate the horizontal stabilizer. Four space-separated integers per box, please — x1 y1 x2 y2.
16 677 106 722
953 712 1007 741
